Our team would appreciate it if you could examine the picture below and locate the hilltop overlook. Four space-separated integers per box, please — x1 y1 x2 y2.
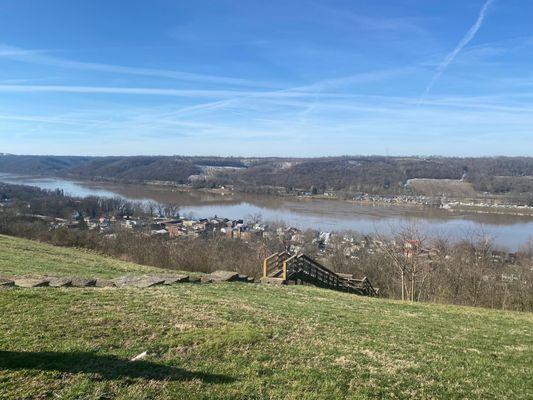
2 1 533 398
1 235 532 399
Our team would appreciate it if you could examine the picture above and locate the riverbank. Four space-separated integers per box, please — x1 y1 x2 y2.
2 174 533 250
5 171 533 217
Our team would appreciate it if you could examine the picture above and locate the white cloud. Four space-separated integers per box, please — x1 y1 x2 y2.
423 0 496 97
0 44 277 88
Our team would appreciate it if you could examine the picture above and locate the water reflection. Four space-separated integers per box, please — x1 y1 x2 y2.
1 173 532 250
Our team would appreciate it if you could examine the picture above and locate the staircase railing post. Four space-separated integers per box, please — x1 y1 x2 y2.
263 253 280 278
282 260 287 280
263 259 268 278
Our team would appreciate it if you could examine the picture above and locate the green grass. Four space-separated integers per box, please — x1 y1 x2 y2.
0 236 532 399
0 234 163 278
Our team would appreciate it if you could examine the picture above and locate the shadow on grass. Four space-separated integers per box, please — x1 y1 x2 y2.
0 350 235 383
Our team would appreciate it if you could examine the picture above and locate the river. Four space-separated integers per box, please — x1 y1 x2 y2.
1 173 532 250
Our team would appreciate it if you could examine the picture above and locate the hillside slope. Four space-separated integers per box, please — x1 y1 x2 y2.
0 236 532 399
0 234 163 278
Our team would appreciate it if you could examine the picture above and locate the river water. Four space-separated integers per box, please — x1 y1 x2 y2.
1 173 532 250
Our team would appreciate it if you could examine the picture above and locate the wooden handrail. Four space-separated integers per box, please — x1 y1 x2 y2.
263 252 290 278
294 254 340 288
261 252 377 297
264 253 279 262
282 254 298 280
298 254 337 275
263 252 279 277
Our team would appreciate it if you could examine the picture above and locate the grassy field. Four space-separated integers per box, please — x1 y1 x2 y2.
0 234 163 278
1 236 532 399
406 178 478 197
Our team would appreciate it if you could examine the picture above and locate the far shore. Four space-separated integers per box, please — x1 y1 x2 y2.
3 172 533 219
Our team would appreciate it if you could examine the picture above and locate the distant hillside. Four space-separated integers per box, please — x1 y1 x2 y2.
68 156 202 183
1 154 533 197
212 156 533 198
0 155 92 175
0 155 203 184
0 235 531 399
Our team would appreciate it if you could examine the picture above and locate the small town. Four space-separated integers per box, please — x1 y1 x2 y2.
19 205 526 266
1 1 532 399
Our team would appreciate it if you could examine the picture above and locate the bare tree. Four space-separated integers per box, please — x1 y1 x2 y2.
378 224 428 301
246 212 263 225
164 202 180 218
146 201 158 218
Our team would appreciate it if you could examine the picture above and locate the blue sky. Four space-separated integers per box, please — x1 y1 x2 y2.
0 0 532 156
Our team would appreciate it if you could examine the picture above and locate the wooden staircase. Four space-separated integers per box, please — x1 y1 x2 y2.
261 252 377 297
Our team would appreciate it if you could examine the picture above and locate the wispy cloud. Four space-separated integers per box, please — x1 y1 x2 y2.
310 3 423 34
293 66 418 93
0 44 277 88
3 86 533 157
0 114 95 126
423 0 496 97
0 84 252 98
0 83 402 101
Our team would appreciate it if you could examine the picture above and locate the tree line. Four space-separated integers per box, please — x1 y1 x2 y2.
1 155 533 199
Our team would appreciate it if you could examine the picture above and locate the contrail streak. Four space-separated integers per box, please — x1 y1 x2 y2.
423 0 495 97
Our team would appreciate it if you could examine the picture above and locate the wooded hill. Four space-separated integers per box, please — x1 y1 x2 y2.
1 154 533 198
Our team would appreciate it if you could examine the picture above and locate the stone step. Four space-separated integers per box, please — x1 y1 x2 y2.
207 270 240 282
112 276 143 287
260 277 286 285
14 278 50 288
95 279 116 288
47 277 72 287
133 277 166 288
0 278 15 288
161 275 190 284
70 278 97 287
201 270 254 283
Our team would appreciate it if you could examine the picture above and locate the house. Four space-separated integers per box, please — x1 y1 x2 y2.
221 227 234 238
151 229 169 236
262 231 275 239
192 221 207 231
240 229 263 241
122 219 140 229
318 231 331 244
166 224 185 237
0 197 12 207
403 240 421 258
232 219 244 228
291 232 305 244
161 219 182 230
